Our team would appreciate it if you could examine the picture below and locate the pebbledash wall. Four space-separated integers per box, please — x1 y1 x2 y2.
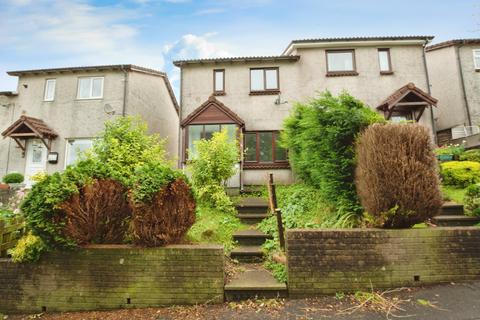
0 244 224 313
287 227 480 297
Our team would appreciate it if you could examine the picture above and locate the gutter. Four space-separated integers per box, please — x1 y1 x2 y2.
455 45 473 126
120 65 129 116
422 38 437 143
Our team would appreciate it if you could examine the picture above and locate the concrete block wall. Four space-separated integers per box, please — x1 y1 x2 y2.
286 227 480 297
0 244 224 313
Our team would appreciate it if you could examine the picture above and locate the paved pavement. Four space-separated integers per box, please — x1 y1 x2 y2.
7 281 480 320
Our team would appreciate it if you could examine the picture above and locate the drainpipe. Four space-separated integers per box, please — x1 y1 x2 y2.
455 44 473 127
422 38 437 144
177 67 183 169
121 65 129 116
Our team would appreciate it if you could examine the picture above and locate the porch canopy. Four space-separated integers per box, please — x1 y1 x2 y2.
377 83 438 121
181 95 245 127
1 115 58 155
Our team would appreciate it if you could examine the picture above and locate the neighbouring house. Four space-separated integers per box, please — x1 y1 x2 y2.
174 36 438 187
426 39 480 147
0 65 179 187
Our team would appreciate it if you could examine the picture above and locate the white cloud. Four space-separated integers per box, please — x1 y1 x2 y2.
6 0 33 6
0 1 165 72
164 33 232 60
194 8 225 16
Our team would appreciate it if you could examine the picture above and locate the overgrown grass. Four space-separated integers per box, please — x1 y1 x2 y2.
258 183 358 282
259 183 358 236
186 205 247 252
441 185 467 204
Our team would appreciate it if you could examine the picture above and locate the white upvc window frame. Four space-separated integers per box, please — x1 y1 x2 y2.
77 76 104 100
473 49 480 70
64 138 94 168
43 79 56 101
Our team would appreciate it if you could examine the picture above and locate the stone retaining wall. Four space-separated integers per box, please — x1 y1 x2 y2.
287 227 480 298
0 245 224 313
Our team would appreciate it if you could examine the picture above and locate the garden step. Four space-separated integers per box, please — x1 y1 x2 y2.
237 213 270 225
233 229 272 246
235 197 269 214
224 268 287 301
230 245 264 263
432 215 480 227
439 202 465 216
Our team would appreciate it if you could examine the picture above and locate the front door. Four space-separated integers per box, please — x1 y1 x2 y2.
25 139 47 187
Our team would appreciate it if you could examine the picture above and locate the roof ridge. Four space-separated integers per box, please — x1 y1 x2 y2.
173 55 300 67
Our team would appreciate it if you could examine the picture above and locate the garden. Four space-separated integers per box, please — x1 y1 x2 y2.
1 91 479 316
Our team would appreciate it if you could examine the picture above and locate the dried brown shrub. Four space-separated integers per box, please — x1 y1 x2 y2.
129 178 196 246
58 179 131 244
355 123 442 228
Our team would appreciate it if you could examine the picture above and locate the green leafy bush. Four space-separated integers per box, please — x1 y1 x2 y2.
440 161 480 187
9 232 46 263
0 208 14 221
2 172 24 184
188 129 238 211
92 116 168 186
281 91 383 215
130 161 183 203
435 143 465 157
355 123 443 228
20 116 188 254
21 159 110 249
464 184 480 216
459 149 480 162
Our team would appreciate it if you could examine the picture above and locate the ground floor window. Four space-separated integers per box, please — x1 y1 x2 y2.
389 111 414 123
244 131 287 164
65 138 94 166
187 124 237 159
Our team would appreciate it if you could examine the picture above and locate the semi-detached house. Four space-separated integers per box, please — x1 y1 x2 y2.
426 39 480 146
0 65 179 187
174 36 439 187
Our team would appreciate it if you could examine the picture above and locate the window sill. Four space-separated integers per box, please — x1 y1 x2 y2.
243 162 290 169
326 71 359 77
249 90 280 96
213 92 226 96
75 97 104 101
380 71 394 75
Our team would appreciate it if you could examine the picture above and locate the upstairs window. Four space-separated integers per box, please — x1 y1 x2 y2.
77 77 104 99
244 131 287 164
473 49 480 70
44 79 56 101
250 68 279 93
326 50 356 74
378 48 392 73
213 69 225 94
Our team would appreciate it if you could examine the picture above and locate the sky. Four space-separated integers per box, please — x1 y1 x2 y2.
1 0 480 95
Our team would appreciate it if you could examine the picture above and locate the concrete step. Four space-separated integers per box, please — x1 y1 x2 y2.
439 202 465 216
432 215 480 227
230 245 264 263
233 229 272 246
236 197 269 214
225 268 287 301
237 213 270 225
